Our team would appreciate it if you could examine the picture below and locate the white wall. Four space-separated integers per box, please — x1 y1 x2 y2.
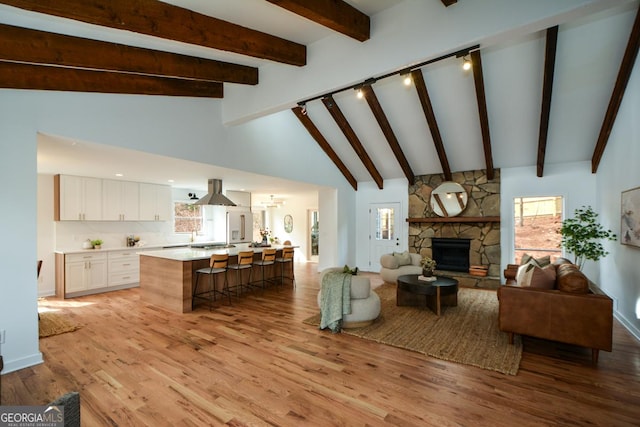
595 53 640 338
500 161 598 277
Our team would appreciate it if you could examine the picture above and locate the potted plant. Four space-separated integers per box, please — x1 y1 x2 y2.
91 239 104 249
558 206 616 269
420 257 436 277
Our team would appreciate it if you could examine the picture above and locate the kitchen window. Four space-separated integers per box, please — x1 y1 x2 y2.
174 202 203 233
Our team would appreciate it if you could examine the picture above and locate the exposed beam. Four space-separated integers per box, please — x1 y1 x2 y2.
2 0 306 66
266 0 369 42
470 50 495 180
411 69 452 181
537 26 558 178
0 24 258 85
361 85 414 185
0 61 223 97
592 6 640 173
322 95 384 189
291 106 357 190
441 0 458 6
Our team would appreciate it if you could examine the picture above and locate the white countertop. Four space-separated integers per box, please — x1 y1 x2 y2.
55 242 189 255
139 244 295 261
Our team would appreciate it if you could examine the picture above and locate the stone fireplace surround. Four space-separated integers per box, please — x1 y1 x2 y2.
408 169 501 288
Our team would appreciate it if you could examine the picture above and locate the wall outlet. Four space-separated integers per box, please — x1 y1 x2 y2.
0 329 5 344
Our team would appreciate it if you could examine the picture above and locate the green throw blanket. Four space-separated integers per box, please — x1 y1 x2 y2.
320 271 352 333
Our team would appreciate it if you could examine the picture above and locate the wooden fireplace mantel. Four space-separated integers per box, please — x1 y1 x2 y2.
406 216 500 224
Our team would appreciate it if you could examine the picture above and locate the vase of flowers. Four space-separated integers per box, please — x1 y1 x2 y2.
420 257 436 277
259 228 271 245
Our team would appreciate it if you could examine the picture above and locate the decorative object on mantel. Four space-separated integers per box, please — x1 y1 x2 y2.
430 181 468 217
420 256 436 277
621 186 640 248
559 206 616 270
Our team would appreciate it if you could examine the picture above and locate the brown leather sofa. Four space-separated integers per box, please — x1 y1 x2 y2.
498 259 613 364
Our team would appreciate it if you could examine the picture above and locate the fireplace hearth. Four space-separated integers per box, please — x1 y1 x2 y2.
432 238 471 272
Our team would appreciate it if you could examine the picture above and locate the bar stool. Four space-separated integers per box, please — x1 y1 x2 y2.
275 247 295 288
227 251 255 296
251 248 277 292
193 254 230 309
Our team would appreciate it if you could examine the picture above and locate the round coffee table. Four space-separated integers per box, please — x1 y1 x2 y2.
396 274 458 316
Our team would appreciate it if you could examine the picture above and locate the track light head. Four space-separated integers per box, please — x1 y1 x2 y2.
402 73 412 86
462 56 472 71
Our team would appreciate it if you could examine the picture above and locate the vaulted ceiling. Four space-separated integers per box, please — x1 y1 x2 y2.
2 0 639 193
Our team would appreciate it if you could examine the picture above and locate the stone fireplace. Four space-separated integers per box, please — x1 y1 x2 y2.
432 238 471 272
408 169 501 288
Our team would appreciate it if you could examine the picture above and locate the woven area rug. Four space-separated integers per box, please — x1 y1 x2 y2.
304 283 522 375
39 312 81 338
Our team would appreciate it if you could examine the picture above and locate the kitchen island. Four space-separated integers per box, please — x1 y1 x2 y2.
139 244 291 313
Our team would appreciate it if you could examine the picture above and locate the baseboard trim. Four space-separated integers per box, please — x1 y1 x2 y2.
614 311 640 342
0 352 43 374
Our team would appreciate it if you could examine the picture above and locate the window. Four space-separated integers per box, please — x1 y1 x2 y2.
513 196 563 263
375 207 395 240
174 202 203 233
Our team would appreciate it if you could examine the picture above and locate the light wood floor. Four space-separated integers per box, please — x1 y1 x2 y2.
2 263 640 426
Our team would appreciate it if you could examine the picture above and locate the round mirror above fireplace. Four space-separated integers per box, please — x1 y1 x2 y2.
430 182 468 217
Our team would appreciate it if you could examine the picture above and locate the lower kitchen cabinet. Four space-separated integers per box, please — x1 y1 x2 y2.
56 249 141 298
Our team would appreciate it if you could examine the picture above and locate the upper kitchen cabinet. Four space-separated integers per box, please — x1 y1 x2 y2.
139 183 172 221
103 179 140 221
54 174 103 221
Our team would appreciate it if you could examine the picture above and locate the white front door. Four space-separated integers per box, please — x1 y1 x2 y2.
369 202 401 271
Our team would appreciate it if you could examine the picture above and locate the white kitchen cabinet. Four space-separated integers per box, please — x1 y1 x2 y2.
63 252 108 294
107 250 140 286
139 183 172 221
103 179 140 221
55 174 103 221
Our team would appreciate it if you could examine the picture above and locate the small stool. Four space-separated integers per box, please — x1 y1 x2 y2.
227 251 255 296
251 248 277 291
193 254 230 309
275 247 295 288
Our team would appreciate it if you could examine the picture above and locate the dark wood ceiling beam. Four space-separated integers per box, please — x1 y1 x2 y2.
265 0 369 42
291 106 357 190
537 26 558 178
322 95 384 189
1 0 306 66
361 85 414 185
0 24 258 85
0 61 223 97
411 69 452 181
470 50 495 180
592 6 640 173
441 0 458 6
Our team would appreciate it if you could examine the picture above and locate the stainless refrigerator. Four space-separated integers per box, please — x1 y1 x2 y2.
226 209 253 244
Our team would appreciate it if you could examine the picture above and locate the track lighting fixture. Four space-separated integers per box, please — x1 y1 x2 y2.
356 87 364 99
298 102 307 115
462 55 472 71
402 74 412 86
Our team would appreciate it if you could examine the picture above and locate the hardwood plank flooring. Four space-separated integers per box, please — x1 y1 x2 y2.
2 263 640 426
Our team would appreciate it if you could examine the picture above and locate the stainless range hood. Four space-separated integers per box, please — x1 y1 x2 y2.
193 179 237 206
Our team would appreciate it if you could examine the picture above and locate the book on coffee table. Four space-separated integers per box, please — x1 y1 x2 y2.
418 275 436 282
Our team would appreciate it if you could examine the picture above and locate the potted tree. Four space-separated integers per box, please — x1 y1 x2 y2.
558 206 616 269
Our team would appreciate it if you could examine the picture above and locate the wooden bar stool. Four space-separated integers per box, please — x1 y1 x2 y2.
193 254 230 309
275 247 295 288
227 251 254 296
251 248 277 292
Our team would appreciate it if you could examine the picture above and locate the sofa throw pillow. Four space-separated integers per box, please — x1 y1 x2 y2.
515 263 535 287
528 264 557 289
380 254 399 269
521 253 551 268
556 263 590 294
393 251 412 266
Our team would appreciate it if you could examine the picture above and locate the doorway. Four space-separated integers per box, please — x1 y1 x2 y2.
308 209 319 262
369 202 401 271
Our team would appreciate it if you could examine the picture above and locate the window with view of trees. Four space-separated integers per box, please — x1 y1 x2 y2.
174 202 202 233
513 196 563 263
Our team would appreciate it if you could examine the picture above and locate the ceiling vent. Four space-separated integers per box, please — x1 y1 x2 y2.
193 179 237 206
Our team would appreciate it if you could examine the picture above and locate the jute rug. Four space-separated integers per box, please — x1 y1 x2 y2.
39 312 81 338
304 283 522 375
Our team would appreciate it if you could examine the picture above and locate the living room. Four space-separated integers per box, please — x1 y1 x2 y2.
1 0 640 424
